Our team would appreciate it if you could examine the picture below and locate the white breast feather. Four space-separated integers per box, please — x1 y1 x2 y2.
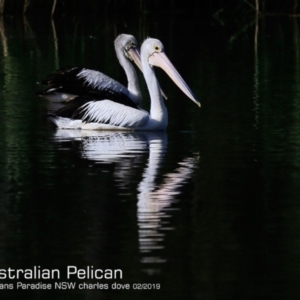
80 100 149 128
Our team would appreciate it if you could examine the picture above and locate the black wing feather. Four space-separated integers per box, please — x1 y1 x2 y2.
38 67 95 96
38 66 137 106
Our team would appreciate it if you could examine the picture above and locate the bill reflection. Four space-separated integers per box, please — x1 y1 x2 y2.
137 135 198 272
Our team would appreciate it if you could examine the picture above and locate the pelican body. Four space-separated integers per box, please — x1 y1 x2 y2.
39 34 143 106
48 38 200 131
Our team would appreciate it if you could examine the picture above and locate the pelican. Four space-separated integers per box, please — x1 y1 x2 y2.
48 38 200 131
38 34 143 107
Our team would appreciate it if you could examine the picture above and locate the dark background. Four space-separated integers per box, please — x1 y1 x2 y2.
1 1 300 299
1 0 299 19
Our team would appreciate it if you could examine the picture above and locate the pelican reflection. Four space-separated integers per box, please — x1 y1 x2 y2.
52 130 199 272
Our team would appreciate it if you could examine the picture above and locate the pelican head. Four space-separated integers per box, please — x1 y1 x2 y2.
141 38 200 107
114 34 142 72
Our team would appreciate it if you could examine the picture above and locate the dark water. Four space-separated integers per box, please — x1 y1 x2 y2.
0 13 300 300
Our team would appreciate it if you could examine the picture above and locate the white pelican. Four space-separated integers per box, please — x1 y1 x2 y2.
38 34 143 107
48 38 200 131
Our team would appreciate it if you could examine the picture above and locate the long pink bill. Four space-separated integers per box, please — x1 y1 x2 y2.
149 52 200 107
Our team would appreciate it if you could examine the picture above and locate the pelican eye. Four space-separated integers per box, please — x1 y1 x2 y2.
130 42 136 48
154 45 161 52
